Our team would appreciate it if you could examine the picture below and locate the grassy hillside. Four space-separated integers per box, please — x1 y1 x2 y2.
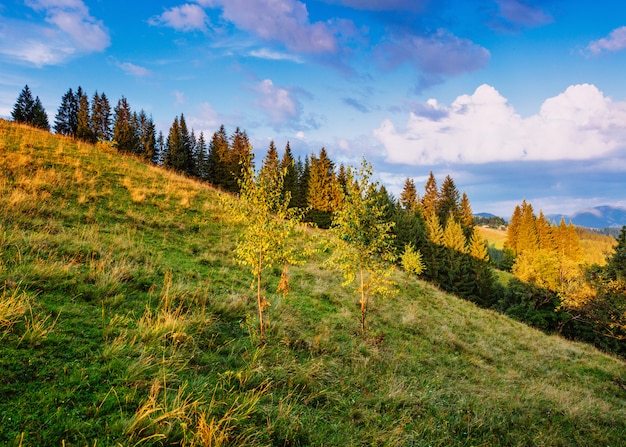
1 120 625 446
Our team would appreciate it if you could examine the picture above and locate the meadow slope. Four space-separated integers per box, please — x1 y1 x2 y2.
0 120 625 446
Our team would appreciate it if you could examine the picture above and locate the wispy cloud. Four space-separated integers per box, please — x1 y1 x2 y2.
0 0 109 66
118 62 152 77
342 97 371 113
330 0 428 12
149 3 210 32
587 26 626 55
248 48 303 63
198 0 339 53
375 29 490 91
375 83 626 165
494 0 553 29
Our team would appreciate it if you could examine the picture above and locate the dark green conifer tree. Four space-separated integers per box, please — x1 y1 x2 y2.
422 171 438 218
31 97 50 130
137 110 157 162
11 85 35 124
280 142 297 207
207 125 230 189
76 88 94 142
195 132 208 180
229 127 253 192
113 96 136 153
91 91 112 142
438 174 461 228
54 88 78 136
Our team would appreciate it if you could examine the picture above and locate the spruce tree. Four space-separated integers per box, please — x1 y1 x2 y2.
113 96 137 153
76 88 94 142
293 156 310 209
31 97 50 130
438 175 461 228
207 125 230 188
279 142 297 207
164 116 183 170
196 132 208 179
229 127 253 192
55 88 78 136
180 115 195 176
11 85 35 124
91 91 112 142
155 131 165 165
137 110 157 162
422 171 438 218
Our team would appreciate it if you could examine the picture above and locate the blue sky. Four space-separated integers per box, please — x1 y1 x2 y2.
2 0 626 218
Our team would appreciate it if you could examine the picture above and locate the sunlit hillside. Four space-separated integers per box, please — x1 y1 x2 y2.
1 120 625 446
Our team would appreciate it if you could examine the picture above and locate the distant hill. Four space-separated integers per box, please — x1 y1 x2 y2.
548 205 626 229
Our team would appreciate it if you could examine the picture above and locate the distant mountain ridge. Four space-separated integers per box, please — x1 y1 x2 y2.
547 205 626 229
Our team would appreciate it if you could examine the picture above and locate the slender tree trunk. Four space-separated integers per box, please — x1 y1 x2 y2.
360 261 366 336
257 245 264 341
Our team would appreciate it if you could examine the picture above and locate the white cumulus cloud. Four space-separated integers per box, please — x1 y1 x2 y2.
375 83 626 165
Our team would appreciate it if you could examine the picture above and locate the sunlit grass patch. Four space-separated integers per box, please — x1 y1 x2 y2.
0 285 32 333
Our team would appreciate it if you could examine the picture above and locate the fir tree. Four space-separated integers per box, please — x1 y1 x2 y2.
164 116 184 171
438 175 461 228
279 142 297 207
207 125 230 188
54 88 78 136
76 88 94 142
113 97 136 152
196 132 208 179
293 156 310 209
31 97 50 130
11 85 35 124
229 127 253 192
422 171 438 218
607 225 626 281
137 110 157 162
155 131 165 165
91 91 112 142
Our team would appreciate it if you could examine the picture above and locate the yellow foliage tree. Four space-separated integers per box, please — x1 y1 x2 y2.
230 156 306 341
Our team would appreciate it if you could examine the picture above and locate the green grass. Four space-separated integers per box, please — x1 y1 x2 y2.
1 120 625 446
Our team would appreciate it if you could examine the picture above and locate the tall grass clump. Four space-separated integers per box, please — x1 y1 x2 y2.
0 285 31 333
